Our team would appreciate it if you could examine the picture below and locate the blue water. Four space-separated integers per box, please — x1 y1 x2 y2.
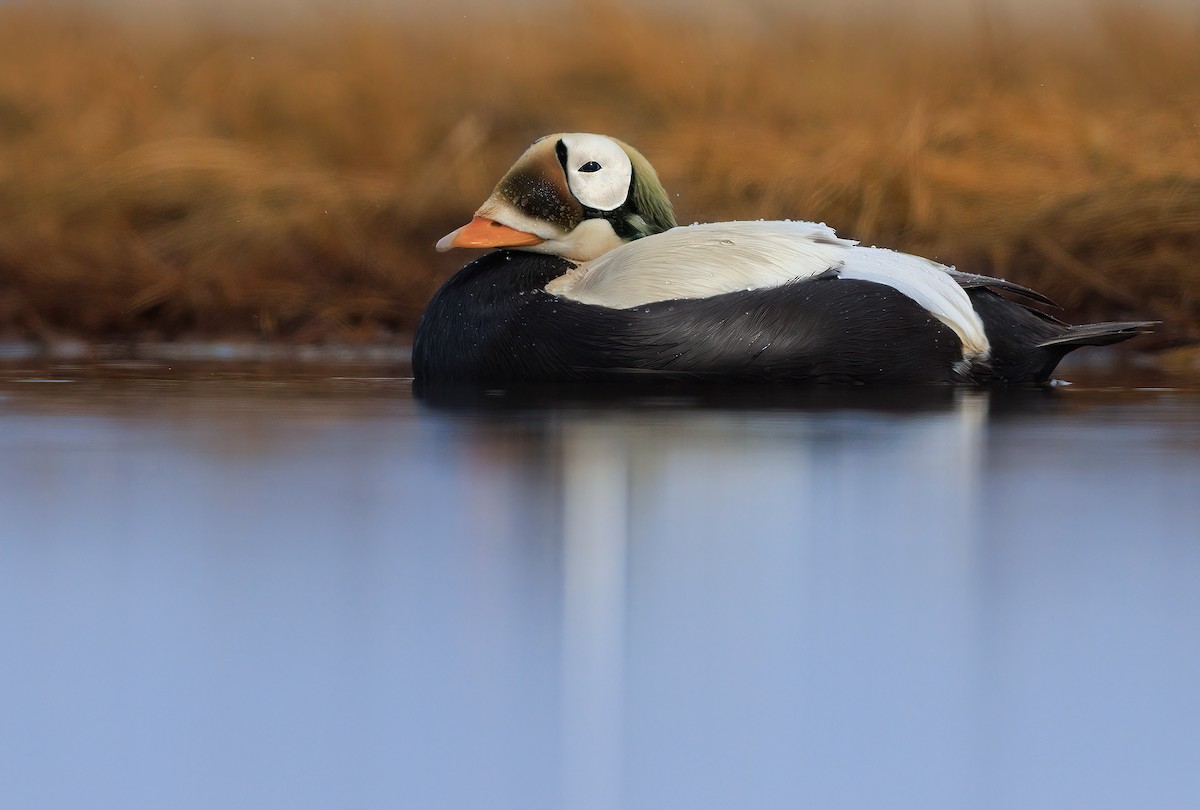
1 363 1198 810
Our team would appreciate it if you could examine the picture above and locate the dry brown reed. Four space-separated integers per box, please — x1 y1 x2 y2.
1 2 1198 345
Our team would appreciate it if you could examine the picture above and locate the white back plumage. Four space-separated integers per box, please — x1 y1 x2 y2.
544 221 990 362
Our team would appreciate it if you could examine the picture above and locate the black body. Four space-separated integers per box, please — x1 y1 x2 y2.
412 250 1150 385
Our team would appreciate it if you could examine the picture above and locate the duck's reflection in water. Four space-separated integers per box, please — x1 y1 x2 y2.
456 387 992 810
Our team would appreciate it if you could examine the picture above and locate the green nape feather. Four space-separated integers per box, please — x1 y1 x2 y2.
616 138 677 237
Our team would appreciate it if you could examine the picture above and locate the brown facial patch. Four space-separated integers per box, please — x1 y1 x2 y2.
495 142 582 230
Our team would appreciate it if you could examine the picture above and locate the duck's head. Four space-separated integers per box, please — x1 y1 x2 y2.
435 133 676 262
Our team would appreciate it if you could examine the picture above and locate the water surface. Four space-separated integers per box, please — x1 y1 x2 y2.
1 362 1198 810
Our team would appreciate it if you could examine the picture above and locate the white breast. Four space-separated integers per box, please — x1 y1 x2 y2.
544 220 990 362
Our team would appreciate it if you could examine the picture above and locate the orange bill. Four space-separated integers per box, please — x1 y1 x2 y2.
435 216 545 252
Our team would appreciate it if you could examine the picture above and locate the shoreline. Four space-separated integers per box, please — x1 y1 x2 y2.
2 340 1197 381
0 340 412 367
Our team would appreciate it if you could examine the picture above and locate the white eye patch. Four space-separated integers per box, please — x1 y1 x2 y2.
560 133 633 211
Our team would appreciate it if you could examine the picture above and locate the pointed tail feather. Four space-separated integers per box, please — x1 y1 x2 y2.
948 269 1060 308
1037 321 1158 350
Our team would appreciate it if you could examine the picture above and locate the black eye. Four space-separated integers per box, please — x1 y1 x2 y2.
578 161 602 173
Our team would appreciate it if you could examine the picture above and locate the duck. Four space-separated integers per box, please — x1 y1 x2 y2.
413 132 1153 384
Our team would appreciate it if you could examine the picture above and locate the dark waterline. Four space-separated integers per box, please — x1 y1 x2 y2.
1 361 1198 810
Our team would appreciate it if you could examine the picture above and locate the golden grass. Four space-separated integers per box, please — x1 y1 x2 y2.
1 2 1198 344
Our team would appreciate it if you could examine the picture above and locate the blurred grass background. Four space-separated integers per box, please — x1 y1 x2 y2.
0 1 1197 346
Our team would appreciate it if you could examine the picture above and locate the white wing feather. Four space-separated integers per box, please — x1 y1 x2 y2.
548 221 850 307
544 220 989 362
837 246 990 360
